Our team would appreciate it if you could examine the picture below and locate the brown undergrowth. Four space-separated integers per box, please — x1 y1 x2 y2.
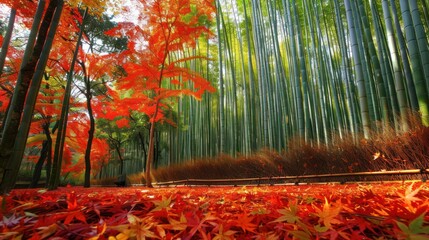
94 117 429 185
123 125 429 185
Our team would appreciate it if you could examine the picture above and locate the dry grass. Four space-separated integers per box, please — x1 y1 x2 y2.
115 120 429 185
91 176 117 186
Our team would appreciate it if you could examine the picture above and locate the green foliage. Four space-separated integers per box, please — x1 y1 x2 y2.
396 213 429 239
82 12 127 53
0 19 6 36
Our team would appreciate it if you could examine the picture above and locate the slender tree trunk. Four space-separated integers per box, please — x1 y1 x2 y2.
409 0 429 88
352 1 377 124
219 6 238 154
381 0 409 130
293 0 312 141
334 0 357 136
215 0 225 154
358 0 389 128
399 0 429 125
283 0 304 139
344 0 371 138
232 0 250 154
48 8 87 190
242 0 257 151
84 86 95 188
408 0 429 119
0 0 63 194
45 140 52 187
390 0 419 112
115 144 124 175
145 18 172 187
146 117 157 187
30 121 52 188
371 0 398 126
0 0 46 183
30 140 48 188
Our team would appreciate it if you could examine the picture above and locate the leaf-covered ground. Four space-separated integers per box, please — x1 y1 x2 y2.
1 182 429 239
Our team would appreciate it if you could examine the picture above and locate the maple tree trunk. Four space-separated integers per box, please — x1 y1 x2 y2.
114 144 125 175
45 140 52 187
145 122 156 188
144 44 168 187
84 90 95 188
30 140 48 188
144 27 171 187
30 122 52 188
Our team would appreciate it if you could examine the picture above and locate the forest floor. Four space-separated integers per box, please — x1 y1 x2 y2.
1 182 429 239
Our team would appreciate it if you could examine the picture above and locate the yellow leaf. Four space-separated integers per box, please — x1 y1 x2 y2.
151 196 172 212
272 202 300 224
38 223 58 239
314 198 342 228
116 232 130 240
166 213 187 231
26 134 47 144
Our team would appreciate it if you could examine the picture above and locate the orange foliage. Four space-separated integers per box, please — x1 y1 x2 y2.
105 0 216 124
1 0 38 22
90 138 110 174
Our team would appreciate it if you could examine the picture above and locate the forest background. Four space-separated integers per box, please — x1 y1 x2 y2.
0 0 429 193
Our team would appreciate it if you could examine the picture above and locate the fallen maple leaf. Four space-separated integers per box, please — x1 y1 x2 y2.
231 213 257 233
64 210 87 224
212 224 237 240
313 198 342 229
272 202 300 224
111 215 159 240
164 213 187 231
186 211 218 239
151 195 172 212
3 184 429 239
397 183 423 212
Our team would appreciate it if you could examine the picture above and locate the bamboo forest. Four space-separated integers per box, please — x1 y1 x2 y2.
1 0 429 189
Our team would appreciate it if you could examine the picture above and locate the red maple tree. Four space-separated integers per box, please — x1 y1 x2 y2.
106 0 216 186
